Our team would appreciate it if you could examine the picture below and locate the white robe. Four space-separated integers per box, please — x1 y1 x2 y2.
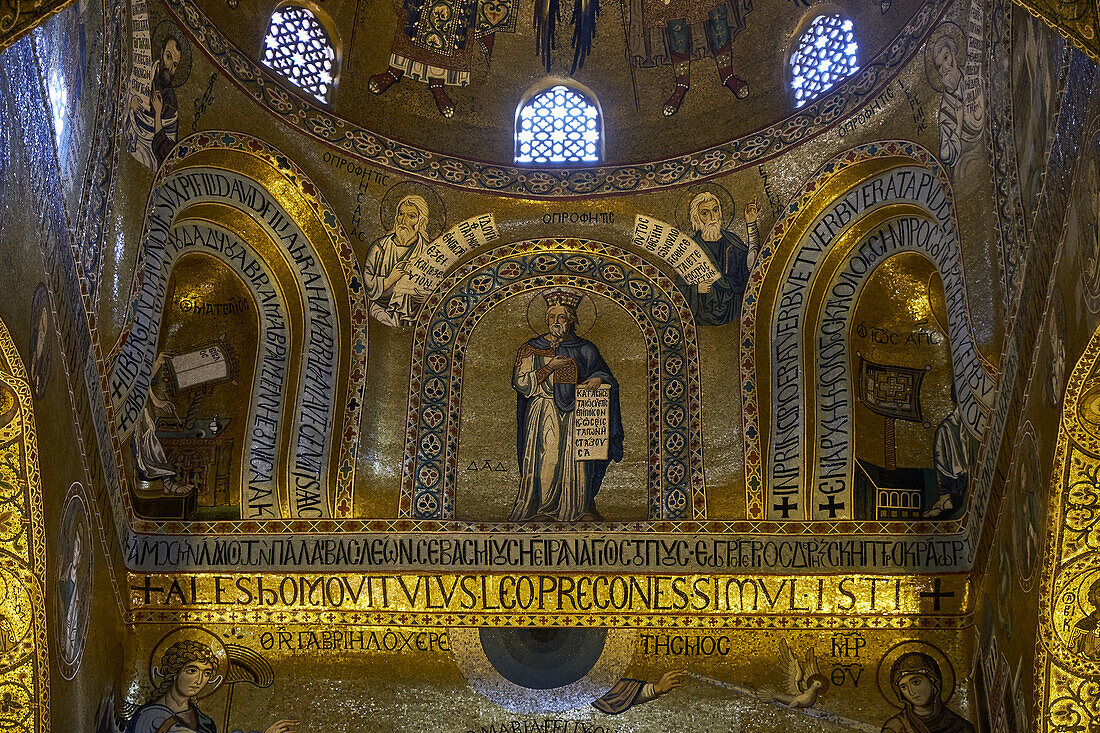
363 231 429 326
510 351 590 521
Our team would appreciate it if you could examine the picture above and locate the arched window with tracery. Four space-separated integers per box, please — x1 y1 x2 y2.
515 83 602 165
789 14 859 108
262 4 338 103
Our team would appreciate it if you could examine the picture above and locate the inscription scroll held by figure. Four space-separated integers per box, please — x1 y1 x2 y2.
511 288 623 523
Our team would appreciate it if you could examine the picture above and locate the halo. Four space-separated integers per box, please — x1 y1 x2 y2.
923 22 965 94
378 182 446 240
449 627 637 714
151 20 193 90
1073 567 1100 618
877 640 956 709
674 183 736 234
149 626 229 699
0 384 17 429
1078 385 1100 431
525 288 597 337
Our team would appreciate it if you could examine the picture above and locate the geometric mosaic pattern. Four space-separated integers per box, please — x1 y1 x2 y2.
401 239 704 522
262 5 336 103
515 85 600 164
791 14 859 108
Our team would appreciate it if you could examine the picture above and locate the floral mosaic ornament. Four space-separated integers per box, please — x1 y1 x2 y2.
0 319 48 733
1037 310 1100 730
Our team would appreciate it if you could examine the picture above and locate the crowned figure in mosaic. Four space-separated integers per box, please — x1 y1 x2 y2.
511 289 623 523
368 0 517 118
626 0 754 115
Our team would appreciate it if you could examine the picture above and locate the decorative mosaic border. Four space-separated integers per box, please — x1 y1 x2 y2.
0 319 49 733
739 140 989 534
986 0 1029 324
400 239 704 521
161 0 949 197
1037 297 1100 728
105 130 369 518
0 0 78 54
128 609 973 631
70 0 126 313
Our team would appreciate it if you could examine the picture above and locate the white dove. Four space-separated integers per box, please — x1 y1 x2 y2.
756 639 830 708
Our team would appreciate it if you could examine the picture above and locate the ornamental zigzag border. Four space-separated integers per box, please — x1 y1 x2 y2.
162 0 950 198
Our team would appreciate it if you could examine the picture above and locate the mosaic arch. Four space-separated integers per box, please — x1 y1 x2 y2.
401 238 705 521
0 318 48 733
1037 317 1100 728
742 141 996 523
107 131 368 520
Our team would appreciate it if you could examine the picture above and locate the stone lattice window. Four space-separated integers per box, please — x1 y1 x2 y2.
262 5 336 103
790 14 859 108
515 85 601 165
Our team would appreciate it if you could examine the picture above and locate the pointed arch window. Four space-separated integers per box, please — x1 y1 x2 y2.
790 14 859 108
515 83 602 165
262 4 338 104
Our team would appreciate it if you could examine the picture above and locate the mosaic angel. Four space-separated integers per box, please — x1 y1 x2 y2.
126 638 297 733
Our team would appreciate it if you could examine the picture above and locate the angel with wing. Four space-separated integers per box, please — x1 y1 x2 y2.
756 639 830 709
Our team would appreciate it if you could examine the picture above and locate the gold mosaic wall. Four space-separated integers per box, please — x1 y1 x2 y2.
1 0 1098 729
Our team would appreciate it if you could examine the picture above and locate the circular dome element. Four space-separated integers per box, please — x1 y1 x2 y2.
449 626 636 713
479 627 608 689
185 0 934 171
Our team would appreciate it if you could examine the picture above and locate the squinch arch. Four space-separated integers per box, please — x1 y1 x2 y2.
107 132 367 519
742 141 996 524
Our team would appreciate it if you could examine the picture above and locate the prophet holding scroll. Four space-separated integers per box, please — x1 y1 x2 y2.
678 191 759 326
511 289 623 522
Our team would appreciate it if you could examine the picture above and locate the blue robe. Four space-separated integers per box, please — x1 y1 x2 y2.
515 334 623 513
677 230 750 326
125 702 217 733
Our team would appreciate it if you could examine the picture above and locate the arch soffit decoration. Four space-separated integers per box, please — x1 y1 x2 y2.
401 238 705 523
741 140 997 531
106 131 368 524
158 0 949 197
0 316 49 732
1037 319 1100 721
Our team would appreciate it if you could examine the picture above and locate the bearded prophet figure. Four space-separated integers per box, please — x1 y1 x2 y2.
932 34 983 181
363 194 433 327
123 35 181 169
881 652 974 733
511 289 623 522
678 191 759 326
126 640 297 733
